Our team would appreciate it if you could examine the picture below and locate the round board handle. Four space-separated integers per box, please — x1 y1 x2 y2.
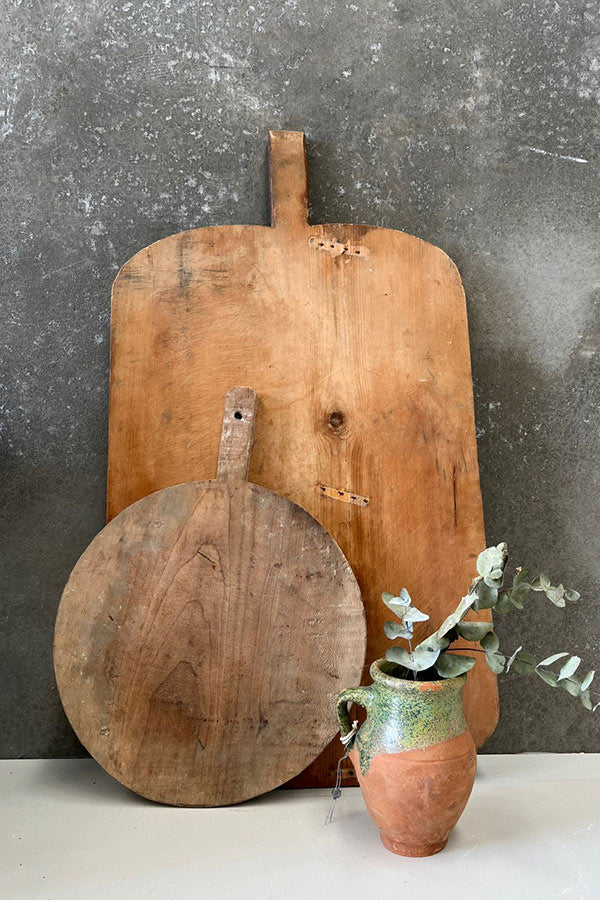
216 387 258 484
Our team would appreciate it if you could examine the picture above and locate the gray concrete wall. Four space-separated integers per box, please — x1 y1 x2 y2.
2 0 598 757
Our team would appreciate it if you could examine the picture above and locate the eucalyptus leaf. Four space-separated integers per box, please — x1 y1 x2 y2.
433 594 475 641
415 633 451 654
481 631 500 654
494 591 513 614
444 626 459 644
537 652 569 667
565 588 581 602
485 652 506 674
385 646 414 668
536 668 559 687
557 656 581 681
382 587 422 620
511 651 537 675
545 585 566 608
539 573 551 591
385 643 443 672
382 597 411 618
457 620 493 642
435 652 476 678
560 677 582 697
509 590 525 610
383 589 411 604
580 689 592 711
475 548 496 578
581 670 595 692
472 580 499 611
476 543 508 580
513 568 530 586
384 620 413 640
511 581 531 603
401 605 430 623
484 570 505 588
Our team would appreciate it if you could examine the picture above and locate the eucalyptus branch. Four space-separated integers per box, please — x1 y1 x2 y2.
381 543 597 713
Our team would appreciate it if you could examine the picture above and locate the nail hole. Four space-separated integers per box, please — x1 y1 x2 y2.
234 410 243 420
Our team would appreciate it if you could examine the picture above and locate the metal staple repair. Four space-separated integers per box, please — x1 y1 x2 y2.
318 484 370 507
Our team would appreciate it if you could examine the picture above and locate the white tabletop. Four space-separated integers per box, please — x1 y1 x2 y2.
2 755 599 899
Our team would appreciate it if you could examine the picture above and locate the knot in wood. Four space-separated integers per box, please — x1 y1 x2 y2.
328 410 345 431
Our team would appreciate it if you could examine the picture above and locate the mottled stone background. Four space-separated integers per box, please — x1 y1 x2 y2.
1 0 599 757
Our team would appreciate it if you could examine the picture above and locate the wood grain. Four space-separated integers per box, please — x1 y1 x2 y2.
107 130 498 787
54 388 366 806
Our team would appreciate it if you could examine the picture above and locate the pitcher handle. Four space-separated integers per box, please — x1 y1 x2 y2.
335 686 373 749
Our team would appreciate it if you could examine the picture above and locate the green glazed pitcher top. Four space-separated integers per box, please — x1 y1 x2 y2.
336 659 469 775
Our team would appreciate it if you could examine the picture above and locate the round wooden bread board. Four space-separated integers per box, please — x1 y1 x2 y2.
54 387 366 806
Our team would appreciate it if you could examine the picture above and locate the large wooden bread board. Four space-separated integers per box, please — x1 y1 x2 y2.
107 131 498 787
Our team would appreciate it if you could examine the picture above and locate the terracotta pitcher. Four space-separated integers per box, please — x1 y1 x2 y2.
336 659 477 856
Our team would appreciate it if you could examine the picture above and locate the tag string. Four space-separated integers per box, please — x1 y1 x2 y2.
340 720 359 747
324 720 358 825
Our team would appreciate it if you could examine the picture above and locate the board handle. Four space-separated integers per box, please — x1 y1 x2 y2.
268 131 309 230
216 387 258 484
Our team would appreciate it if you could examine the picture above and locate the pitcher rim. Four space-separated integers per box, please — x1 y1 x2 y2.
370 658 468 691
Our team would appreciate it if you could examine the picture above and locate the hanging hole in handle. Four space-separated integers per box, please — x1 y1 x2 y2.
234 410 243 420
